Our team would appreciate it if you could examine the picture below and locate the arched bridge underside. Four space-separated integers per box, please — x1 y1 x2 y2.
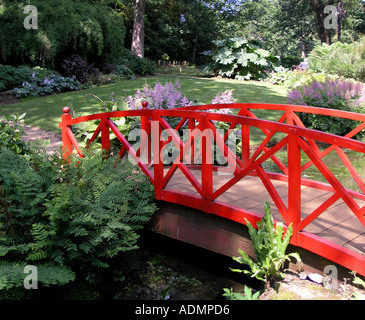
60 103 365 277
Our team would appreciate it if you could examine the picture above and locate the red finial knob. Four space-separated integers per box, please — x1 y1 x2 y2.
142 101 148 109
63 106 70 114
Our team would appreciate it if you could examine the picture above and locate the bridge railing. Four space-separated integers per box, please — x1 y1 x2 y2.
59 103 365 276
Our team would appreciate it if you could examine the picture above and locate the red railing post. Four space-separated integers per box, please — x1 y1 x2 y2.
101 117 110 152
287 127 301 245
188 117 196 165
200 113 213 212
61 106 73 160
152 112 163 200
241 124 250 164
140 101 151 164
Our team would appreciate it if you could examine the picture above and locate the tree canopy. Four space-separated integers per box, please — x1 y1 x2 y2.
1 0 365 68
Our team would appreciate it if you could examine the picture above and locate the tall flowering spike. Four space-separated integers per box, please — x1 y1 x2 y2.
122 80 191 111
212 90 237 105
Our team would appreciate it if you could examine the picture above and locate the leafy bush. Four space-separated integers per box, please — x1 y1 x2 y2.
0 65 32 91
117 49 155 76
99 63 135 80
230 201 301 286
39 149 157 269
268 66 338 90
11 74 80 98
0 113 29 155
203 37 279 80
0 0 125 67
0 64 58 92
308 39 365 81
0 144 157 298
60 55 99 84
351 272 365 300
288 78 365 138
222 286 260 300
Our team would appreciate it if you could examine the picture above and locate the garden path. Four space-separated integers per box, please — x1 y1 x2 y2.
22 123 62 153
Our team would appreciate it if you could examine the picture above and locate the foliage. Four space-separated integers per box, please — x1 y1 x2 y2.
0 262 75 292
222 286 260 300
288 78 365 138
0 142 156 298
38 149 156 270
0 0 126 67
204 37 279 80
351 272 365 300
11 74 80 98
230 201 301 286
268 68 337 89
0 113 29 155
0 64 57 92
308 39 365 81
74 81 192 149
60 55 99 84
117 49 155 76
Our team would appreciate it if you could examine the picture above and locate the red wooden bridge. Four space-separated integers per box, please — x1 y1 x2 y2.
60 102 365 277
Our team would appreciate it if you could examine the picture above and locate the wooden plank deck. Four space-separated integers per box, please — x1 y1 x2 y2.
163 168 365 257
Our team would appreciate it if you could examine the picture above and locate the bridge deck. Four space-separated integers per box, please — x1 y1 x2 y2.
164 168 365 257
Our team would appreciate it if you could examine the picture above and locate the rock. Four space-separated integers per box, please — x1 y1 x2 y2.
308 273 324 284
299 273 308 280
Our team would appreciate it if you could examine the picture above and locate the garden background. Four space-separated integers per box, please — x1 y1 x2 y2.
1 0 365 300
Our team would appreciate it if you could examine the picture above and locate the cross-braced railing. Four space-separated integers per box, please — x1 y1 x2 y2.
60 102 365 276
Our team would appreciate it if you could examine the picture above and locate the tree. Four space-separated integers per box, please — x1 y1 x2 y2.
131 0 146 57
309 0 339 45
0 0 126 67
337 1 347 40
271 0 317 59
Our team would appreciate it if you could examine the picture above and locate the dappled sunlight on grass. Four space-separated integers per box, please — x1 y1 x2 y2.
0 76 288 133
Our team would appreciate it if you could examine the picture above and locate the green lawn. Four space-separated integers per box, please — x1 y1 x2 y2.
0 75 288 134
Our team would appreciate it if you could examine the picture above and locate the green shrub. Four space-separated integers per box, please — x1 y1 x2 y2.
230 201 301 287
117 49 155 76
40 149 156 269
11 74 80 98
222 286 260 300
0 0 126 67
0 113 29 155
0 144 157 298
308 39 365 81
0 65 31 91
0 64 59 92
203 37 279 80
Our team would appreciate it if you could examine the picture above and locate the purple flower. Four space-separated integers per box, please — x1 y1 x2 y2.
288 77 365 111
122 81 191 111
288 89 304 105
212 90 237 105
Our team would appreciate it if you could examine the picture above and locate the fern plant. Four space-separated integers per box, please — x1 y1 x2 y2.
231 201 301 287
351 272 365 300
0 145 157 298
222 286 260 300
0 113 29 155
32 148 157 270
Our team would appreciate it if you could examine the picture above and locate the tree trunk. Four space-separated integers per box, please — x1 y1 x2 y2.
300 36 306 58
337 1 346 41
310 0 333 45
131 0 145 58
192 25 199 64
